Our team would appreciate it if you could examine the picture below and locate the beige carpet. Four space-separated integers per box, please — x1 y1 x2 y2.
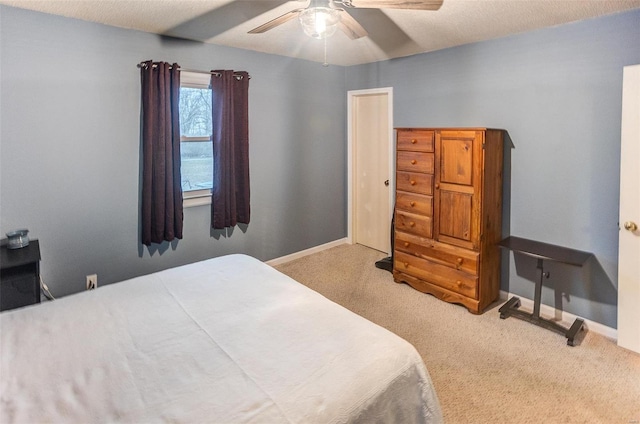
274 243 640 424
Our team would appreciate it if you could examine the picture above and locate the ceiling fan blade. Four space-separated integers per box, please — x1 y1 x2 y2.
341 0 443 10
165 1 290 41
346 8 419 55
248 9 303 34
338 10 368 39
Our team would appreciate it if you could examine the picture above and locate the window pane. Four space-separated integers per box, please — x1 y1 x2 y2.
179 87 212 137
179 86 213 193
181 141 212 191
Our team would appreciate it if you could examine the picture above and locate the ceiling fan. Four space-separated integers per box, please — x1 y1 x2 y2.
248 0 443 40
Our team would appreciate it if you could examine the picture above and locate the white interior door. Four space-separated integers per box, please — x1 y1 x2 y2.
347 88 394 254
617 64 640 354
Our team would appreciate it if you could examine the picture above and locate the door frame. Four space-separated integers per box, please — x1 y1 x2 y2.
346 87 394 252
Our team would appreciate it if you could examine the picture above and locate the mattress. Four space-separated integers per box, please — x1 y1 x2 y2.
0 254 442 423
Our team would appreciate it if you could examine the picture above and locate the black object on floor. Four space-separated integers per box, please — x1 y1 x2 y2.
375 211 395 273
375 256 393 272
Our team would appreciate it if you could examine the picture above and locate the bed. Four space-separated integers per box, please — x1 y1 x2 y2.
0 254 442 423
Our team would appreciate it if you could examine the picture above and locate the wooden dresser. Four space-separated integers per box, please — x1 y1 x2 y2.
393 128 504 314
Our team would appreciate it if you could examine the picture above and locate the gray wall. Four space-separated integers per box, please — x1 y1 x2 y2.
0 6 347 298
347 10 640 328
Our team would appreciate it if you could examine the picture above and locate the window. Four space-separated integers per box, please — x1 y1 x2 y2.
179 71 213 207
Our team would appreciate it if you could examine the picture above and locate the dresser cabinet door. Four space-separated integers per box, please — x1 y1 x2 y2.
434 130 483 250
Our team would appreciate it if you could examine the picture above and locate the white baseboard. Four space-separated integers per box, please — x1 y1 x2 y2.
267 247 618 341
266 238 349 267
499 291 617 340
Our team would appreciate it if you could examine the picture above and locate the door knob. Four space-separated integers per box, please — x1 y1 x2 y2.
623 221 638 232
384 180 389 186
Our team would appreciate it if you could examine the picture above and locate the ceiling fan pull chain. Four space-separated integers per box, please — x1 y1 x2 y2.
323 37 329 67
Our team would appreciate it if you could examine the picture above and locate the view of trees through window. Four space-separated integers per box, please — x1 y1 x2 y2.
179 87 213 192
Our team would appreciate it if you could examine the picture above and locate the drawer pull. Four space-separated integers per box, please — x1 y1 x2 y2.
435 183 440 189
411 139 417 144
404 242 410 247
410 180 416 185
410 201 416 207
456 280 462 288
404 262 409 268
411 159 417 165
409 221 415 227
457 258 463 265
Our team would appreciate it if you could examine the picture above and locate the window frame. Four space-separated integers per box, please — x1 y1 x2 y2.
180 71 213 208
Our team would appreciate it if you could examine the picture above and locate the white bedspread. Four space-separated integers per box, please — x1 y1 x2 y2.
1 254 442 423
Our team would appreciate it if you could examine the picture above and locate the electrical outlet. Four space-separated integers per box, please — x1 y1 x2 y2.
86 274 98 290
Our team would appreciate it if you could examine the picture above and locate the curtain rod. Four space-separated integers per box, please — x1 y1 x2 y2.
137 62 249 80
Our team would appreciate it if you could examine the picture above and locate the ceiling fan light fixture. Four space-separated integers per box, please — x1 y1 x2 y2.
299 5 341 39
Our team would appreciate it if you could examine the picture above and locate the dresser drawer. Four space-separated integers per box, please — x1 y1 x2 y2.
397 130 434 152
397 151 434 173
394 232 479 275
396 171 433 195
0 272 39 311
395 210 432 238
395 192 432 216
394 251 478 299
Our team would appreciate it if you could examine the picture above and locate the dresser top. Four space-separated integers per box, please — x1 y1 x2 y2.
0 240 41 269
395 127 505 131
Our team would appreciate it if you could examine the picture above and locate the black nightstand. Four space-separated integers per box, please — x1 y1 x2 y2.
0 239 41 312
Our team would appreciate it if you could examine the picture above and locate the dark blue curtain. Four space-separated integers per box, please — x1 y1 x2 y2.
140 61 183 245
210 70 250 229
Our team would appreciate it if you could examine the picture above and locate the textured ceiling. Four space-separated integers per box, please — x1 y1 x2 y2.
2 0 640 66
